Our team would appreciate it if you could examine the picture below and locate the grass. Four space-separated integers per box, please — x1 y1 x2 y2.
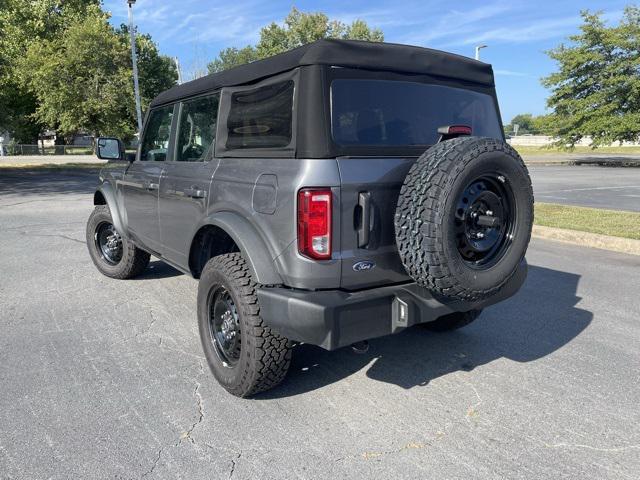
514 145 640 156
0 162 105 170
534 203 640 240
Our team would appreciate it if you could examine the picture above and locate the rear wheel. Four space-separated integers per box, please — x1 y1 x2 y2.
86 205 150 279
422 309 482 332
197 253 292 397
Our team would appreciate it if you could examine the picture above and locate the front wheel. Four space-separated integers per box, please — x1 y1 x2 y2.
86 205 150 279
197 253 292 397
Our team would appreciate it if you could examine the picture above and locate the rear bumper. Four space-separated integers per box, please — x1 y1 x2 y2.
257 260 527 350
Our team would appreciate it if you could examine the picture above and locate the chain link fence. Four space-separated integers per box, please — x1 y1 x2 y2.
1 144 95 156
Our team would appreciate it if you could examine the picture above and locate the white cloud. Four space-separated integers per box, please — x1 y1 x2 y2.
460 15 581 45
494 69 529 77
104 0 267 45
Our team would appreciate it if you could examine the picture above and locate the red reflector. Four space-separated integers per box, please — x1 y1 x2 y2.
297 188 332 260
448 125 472 135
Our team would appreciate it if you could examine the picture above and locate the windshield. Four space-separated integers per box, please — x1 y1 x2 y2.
331 79 502 147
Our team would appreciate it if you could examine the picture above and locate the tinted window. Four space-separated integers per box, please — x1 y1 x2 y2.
175 94 219 162
140 106 174 161
226 81 294 149
331 80 502 146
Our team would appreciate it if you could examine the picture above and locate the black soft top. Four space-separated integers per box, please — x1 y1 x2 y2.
150 39 494 107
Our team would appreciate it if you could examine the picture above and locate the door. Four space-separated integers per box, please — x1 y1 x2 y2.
159 93 220 268
121 105 175 252
338 157 415 290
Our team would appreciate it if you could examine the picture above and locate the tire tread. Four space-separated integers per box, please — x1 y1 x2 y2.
394 137 533 301
200 253 291 397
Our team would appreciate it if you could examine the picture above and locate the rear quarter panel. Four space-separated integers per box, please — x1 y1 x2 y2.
209 157 343 289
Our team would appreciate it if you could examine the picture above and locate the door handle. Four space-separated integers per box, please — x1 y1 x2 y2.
146 182 159 191
357 192 371 248
184 187 207 199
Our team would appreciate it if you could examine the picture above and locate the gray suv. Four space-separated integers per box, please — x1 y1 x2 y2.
88 40 534 397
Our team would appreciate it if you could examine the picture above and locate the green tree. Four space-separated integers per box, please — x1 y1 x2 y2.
117 26 178 111
208 7 384 74
0 0 100 142
207 46 260 76
508 113 536 134
542 7 640 147
505 113 554 135
531 114 554 136
19 7 135 141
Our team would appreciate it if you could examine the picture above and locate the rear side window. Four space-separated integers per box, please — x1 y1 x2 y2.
331 80 502 146
226 81 294 149
175 94 219 162
140 105 174 161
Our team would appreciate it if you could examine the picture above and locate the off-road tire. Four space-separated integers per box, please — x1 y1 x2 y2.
395 137 533 301
422 309 482 332
197 253 292 397
86 205 150 279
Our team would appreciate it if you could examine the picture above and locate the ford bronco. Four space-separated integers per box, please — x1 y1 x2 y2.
87 39 534 397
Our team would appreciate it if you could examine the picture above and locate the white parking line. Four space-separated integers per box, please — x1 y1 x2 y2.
536 185 640 194
537 195 569 200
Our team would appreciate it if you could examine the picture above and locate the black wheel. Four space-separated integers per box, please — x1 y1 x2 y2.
395 137 533 301
86 205 150 279
197 253 292 397
422 309 482 332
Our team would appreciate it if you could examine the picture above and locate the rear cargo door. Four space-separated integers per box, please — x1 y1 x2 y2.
338 157 415 290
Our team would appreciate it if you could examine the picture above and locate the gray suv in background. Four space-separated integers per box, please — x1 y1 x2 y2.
88 40 534 397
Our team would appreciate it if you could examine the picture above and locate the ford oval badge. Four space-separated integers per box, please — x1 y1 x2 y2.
353 260 376 272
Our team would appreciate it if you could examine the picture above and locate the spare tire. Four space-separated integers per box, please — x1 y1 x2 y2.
394 136 533 301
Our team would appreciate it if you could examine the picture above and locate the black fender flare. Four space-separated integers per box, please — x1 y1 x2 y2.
200 212 283 285
94 182 126 236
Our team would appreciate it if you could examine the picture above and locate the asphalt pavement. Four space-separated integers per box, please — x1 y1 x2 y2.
1 168 639 479
529 165 640 212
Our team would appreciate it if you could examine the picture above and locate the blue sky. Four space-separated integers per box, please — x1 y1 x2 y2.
103 0 629 122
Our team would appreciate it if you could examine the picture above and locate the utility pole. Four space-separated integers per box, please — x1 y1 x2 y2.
475 44 488 61
127 0 143 135
174 57 183 85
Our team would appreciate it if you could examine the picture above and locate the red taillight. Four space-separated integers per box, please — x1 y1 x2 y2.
446 125 472 135
297 188 332 260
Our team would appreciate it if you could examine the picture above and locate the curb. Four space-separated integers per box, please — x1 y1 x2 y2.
532 225 640 256
522 157 640 167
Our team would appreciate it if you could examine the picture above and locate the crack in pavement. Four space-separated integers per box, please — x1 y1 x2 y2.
3 221 84 231
141 447 164 479
228 451 242 479
139 369 207 478
180 380 205 444
20 232 85 244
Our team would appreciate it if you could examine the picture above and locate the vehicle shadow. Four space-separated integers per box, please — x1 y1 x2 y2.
133 260 183 280
259 264 592 398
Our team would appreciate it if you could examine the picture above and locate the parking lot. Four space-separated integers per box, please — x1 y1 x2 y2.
529 165 640 212
1 168 639 479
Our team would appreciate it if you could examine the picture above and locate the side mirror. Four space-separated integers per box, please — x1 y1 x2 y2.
96 137 125 161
